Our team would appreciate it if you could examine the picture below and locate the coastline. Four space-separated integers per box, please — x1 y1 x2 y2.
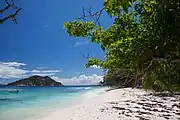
38 88 180 120
0 86 109 120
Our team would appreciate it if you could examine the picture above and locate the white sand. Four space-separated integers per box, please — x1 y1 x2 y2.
38 88 180 120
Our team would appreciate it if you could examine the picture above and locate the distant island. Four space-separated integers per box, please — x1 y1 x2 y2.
7 75 63 86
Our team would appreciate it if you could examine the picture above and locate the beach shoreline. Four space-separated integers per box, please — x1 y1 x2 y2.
38 88 180 120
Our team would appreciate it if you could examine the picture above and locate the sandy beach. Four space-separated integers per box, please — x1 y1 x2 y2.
38 88 180 120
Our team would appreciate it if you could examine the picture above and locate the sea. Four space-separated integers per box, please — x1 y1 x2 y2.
0 86 109 120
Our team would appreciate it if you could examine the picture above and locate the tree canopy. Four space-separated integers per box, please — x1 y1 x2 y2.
64 0 180 92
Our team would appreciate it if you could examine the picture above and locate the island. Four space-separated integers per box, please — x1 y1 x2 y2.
7 75 63 86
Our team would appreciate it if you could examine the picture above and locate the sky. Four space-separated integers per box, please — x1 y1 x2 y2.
0 0 113 85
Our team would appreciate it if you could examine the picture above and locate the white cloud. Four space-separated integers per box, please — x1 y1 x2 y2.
29 69 61 77
31 69 61 73
51 76 70 84
90 65 102 69
0 63 28 79
31 73 55 76
1 62 26 67
73 41 89 47
0 61 102 85
0 61 61 79
51 74 103 85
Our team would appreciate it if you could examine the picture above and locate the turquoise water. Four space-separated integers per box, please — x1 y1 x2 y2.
0 86 108 120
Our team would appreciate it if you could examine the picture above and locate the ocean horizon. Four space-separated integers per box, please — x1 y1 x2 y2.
0 86 109 120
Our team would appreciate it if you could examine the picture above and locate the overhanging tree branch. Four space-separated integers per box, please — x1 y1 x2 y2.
0 8 21 24
0 0 22 24
77 7 105 26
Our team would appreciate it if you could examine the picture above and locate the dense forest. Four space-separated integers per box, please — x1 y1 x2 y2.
64 0 180 92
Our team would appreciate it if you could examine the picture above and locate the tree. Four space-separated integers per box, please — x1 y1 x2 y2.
0 0 21 24
64 0 180 92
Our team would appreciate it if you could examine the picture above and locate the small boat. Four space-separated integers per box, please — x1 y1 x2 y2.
8 90 19 93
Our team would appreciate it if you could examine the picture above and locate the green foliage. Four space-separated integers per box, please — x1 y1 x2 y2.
8 75 63 86
64 21 95 37
104 0 136 15
64 0 180 92
85 58 104 68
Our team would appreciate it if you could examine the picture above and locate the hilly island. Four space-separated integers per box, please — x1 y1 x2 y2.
7 75 63 86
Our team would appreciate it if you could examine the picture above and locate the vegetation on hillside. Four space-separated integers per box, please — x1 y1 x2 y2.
64 0 180 92
7 75 63 86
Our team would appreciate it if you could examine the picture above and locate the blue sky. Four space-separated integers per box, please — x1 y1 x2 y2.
0 0 113 85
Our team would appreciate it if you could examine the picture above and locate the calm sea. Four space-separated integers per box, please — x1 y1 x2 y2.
0 86 108 120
